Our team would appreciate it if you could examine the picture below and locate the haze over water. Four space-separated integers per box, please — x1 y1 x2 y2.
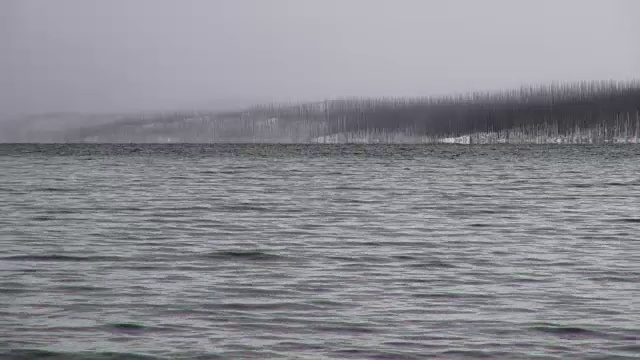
1 144 639 359
3 0 640 119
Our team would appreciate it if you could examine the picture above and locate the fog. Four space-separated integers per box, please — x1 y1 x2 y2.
2 0 639 120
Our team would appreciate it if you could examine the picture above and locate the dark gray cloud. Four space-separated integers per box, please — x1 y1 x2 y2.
1 0 639 119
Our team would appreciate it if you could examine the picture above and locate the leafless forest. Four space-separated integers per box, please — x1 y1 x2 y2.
3 80 640 144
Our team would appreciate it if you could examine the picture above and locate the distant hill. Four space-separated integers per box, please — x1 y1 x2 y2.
2 80 639 144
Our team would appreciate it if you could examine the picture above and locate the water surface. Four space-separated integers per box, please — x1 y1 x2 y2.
1 144 639 359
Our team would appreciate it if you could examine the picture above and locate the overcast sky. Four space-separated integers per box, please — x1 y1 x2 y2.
1 0 639 118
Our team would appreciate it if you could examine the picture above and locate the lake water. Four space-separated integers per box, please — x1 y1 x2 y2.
1 144 639 359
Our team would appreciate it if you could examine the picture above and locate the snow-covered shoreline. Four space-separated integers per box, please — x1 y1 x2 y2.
312 131 640 144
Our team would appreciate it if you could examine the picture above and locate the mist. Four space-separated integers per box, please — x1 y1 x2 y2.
2 0 639 120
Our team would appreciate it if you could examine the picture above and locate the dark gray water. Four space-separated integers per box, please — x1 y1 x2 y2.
1 144 639 360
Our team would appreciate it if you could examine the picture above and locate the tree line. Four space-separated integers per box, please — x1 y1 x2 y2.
243 79 640 143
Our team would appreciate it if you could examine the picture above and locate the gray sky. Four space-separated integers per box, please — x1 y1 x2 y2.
2 0 639 118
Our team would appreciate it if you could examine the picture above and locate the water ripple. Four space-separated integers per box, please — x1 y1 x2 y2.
0 144 639 359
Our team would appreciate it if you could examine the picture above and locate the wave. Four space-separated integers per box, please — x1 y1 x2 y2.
198 250 287 262
529 324 604 339
0 349 162 360
0 255 124 262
